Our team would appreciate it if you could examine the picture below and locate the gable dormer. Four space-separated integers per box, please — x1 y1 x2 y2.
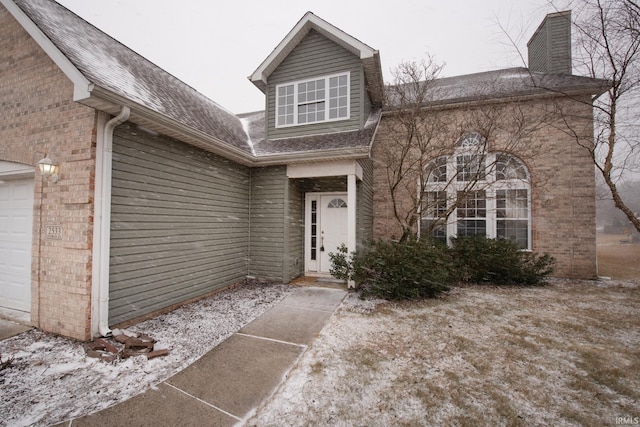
249 12 383 141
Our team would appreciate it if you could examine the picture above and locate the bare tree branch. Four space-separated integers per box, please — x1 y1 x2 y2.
379 58 546 243
501 0 640 232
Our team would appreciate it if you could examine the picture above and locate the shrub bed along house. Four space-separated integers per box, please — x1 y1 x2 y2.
450 236 556 286
330 236 555 300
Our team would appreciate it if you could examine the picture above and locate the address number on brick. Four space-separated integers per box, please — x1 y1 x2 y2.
45 225 63 240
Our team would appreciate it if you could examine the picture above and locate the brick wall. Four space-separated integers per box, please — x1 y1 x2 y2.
371 96 598 279
1 6 98 340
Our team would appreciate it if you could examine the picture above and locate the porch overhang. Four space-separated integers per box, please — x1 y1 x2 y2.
286 160 363 180
290 160 360 288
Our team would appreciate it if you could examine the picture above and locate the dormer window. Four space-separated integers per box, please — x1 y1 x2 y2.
276 72 350 127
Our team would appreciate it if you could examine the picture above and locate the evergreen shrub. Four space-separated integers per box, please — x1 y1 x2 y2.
329 235 555 300
329 238 457 300
450 235 555 285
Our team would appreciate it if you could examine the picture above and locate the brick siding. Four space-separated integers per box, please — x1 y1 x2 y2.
371 96 598 279
1 6 98 340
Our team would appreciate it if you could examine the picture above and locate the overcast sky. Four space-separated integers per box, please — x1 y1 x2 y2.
56 0 561 114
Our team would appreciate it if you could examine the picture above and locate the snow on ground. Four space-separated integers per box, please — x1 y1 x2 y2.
247 278 640 426
0 281 291 427
3 277 639 427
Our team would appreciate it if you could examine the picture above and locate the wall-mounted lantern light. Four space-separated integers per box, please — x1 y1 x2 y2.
37 155 59 183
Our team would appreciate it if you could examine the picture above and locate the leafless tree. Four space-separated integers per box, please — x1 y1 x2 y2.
549 0 640 232
378 58 546 242
378 56 446 241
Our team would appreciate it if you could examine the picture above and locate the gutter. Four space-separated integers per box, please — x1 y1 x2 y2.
85 86 255 167
82 88 381 168
252 147 370 166
93 106 130 337
380 86 608 117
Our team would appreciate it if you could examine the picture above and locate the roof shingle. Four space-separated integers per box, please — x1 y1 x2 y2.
13 0 252 154
385 67 610 109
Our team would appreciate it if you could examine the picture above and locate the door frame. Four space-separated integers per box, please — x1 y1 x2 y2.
304 192 348 275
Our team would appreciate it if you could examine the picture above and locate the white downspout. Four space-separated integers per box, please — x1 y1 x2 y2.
347 173 357 289
93 106 130 337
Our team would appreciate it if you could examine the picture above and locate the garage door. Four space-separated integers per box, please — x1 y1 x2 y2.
0 177 34 313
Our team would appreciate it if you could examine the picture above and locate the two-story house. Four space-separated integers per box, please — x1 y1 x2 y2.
0 0 607 340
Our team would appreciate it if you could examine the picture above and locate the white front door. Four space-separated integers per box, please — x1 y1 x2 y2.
0 177 34 313
306 193 349 274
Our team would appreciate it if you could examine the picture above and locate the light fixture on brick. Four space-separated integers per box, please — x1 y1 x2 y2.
37 155 59 183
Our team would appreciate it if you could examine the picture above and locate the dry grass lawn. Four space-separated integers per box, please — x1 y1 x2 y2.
249 259 640 426
597 234 640 280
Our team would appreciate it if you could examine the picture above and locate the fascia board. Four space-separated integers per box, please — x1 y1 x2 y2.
252 147 369 167
287 159 363 180
89 87 371 167
249 12 375 88
1 0 92 100
86 86 256 166
381 84 610 114
83 88 372 168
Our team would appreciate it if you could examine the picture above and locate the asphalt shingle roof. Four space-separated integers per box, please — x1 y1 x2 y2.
385 67 610 109
10 1 610 163
13 0 252 154
239 109 381 157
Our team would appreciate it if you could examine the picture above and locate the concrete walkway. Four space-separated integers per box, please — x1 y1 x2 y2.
0 307 32 340
56 285 346 427
0 318 31 340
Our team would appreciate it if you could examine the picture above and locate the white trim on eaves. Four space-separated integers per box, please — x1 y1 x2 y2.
1 0 92 101
249 12 376 90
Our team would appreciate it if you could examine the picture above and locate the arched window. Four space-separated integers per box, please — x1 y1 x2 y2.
419 142 531 249
327 198 347 208
456 132 485 149
496 153 528 181
425 156 448 183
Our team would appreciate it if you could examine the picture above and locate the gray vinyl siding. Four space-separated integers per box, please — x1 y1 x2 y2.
528 12 571 74
248 166 287 280
357 158 374 249
361 86 372 127
267 30 365 140
109 124 250 326
286 179 305 281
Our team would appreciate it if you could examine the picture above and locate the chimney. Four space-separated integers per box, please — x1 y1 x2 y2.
527 11 572 74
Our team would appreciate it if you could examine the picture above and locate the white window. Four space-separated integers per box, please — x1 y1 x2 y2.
328 198 347 208
457 190 487 237
276 73 350 128
421 190 448 241
496 189 529 249
456 154 486 182
419 133 531 249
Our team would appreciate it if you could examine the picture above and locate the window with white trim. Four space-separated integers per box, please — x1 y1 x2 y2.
276 73 350 127
457 190 487 237
419 133 531 249
328 198 347 208
421 190 448 242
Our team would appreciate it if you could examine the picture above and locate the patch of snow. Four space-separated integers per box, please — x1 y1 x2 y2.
0 281 291 427
240 117 256 156
340 292 388 314
247 279 640 426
